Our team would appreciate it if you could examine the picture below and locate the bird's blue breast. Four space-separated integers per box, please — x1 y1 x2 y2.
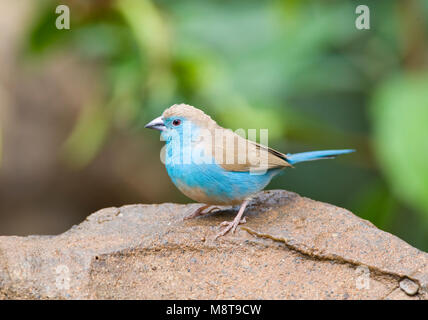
166 160 277 205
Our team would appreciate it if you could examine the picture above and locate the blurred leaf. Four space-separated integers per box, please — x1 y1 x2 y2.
350 180 397 229
217 102 285 140
371 73 428 220
26 2 71 54
116 0 175 108
71 23 132 59
62 103 111 168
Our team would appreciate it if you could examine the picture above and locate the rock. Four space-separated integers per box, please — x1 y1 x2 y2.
0 190 427 299
399 278 419 296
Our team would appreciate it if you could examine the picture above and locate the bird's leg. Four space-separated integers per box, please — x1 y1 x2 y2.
215 199 250 239
183 204 220 220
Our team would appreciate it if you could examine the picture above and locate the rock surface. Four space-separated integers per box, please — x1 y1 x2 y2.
0 190 427 299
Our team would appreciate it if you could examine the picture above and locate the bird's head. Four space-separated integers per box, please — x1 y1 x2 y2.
145 104 217 141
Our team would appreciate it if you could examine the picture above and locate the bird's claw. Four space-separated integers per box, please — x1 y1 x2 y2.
183 212 202 220
215 216 247 239
183 205 220 220
206 206 221 214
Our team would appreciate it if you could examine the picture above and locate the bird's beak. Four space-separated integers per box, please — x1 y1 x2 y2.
144 116 165 131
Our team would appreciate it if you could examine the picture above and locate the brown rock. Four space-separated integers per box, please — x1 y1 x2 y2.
0 190 427 299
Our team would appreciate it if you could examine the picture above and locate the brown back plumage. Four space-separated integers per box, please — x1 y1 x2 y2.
163 104 292 172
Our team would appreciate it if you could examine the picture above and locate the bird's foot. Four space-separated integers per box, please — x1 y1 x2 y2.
214 199 250 240
215 216 247 240
183 205 220 220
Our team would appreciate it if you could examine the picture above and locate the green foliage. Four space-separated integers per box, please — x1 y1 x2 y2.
371 74 428 220
351 180 397 229
26 0 174 167
27 2 70 54
61 102 112 168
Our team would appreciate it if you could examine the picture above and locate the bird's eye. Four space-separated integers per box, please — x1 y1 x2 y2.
172 119 181 126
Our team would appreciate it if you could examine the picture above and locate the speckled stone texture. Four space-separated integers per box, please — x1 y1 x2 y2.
0 190 427 299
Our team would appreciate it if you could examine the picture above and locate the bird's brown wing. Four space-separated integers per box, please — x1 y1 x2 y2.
209 129 292 172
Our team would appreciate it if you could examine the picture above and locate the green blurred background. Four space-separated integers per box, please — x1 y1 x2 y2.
0 0 427 251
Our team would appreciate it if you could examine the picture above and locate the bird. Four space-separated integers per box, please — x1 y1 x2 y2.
145 103 354 239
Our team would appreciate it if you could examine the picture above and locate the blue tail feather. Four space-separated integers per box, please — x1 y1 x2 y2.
286 149 355 165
